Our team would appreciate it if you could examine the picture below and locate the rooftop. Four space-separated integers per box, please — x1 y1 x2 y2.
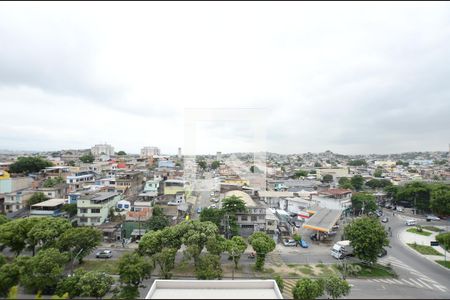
224 190 257 207
303 208 342 233
146 280 283 299
88 192 119 201
31 198 66 208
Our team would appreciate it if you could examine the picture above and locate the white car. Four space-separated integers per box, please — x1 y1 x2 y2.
209 204 217 209
396 206 404 212
426 215 440 221
283 239 297 246
405 219 416 226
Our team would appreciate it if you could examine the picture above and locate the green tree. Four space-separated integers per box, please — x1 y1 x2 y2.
348 159 367 166
27 192 49 206
79 153 94 163
200 208 224 230
0 217 39 256
146 213 170 231
195 253 223 280
294 170 308 178
43 176 65 188
7 285 18 300
78 271 114 299
396 182 432 213
138 230 164 257
117 151 127 155
0 263 21 297
292 233 301 245
396 160 409 167
211 160 220 169
322 174 333 183
8 157 53 174
61 203 77 218
0 214 9 225
373 168 383 178
248 231 276 271
274 275 284 293
67 160 76 167
338 177 353 189
182 221 219 267
225 236 247 269
292 277 324 300
118 252 153 287
206 235 227 256
344 217 389 264
324 275 351 299
55 269 86 299
222 196 246 215
250 165 260 173
27 217 72 254
314 162 322 167
436 232 450 252
153 247 177 279
351 193 377 215
57 227 102 263
20 248 69 294
350 175 364 191
197 160 207 170
430 185 450 216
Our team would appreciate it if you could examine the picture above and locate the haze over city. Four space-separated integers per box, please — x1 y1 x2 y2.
1 2 450 154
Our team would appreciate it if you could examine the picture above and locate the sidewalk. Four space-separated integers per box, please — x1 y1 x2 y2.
398 227 450 265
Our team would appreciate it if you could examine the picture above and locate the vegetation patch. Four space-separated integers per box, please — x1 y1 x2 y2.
297 266 314 275
423 226 444 232
435 260 450 269
336 263 396 278
407 243 443 256
406 228 432 236
78 259 120 275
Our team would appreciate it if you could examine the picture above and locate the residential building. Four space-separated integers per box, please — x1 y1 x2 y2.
115 171 144 195
66 171 95 192
77 191 121 226
224 190 267 237
0 171 33 213
163 179 188 195
36 184 67 199
91 143 114 157
141 146 161 158
30 198 66 217
145 280 283 299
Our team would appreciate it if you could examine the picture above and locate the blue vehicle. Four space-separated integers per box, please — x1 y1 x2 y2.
299 240 309 248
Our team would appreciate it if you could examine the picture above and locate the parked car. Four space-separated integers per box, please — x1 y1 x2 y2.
197 207 202 214
283 239 297 246
396 206 404 212
96 250 112 259
209 204 217 209
385 203 392 209
210 192 215 197
426 215 440 222
376 210 383 217
299 240 309 248
405 219 416 226
377 248 387 258
310 233 319 241
381 217 389 223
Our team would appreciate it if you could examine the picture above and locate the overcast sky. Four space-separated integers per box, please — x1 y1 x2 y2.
1 2 450 155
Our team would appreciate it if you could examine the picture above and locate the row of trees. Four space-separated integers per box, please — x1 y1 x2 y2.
8 156 53 174
0 217 103 296
292 275 351 300
385 182 450 216
197 160 221 170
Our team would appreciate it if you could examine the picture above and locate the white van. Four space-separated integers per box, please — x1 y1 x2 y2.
396 206 404 212
405 219 416 226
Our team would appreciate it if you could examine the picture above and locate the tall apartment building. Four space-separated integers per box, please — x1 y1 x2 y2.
91 143 115 157
141 146 161 158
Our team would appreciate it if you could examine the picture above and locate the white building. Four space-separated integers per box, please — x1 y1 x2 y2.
146 280 283 299
141 146 161 158
91 143 114 157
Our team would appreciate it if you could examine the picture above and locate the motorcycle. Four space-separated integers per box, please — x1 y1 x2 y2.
248 252 256 259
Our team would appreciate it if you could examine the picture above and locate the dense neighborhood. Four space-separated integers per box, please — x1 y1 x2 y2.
0 146 449 299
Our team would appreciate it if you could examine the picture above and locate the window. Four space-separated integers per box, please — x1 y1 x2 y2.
80 217 88 223
118 204 123 208
48 193 52 196
124 204 129 208
251 216 257 221
241 215 248 221
241 224 254 229
79 208 88 214
91 208 100 214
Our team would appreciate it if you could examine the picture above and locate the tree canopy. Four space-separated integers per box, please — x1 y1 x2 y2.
347 159 367 166
211 160 220 169
57 227 102 263
43 176 65 188
248 231 276 271
117 151 127 155
146 206 170 231
8 157 53 174
292 277 324 300
294 170 308 178
27 192 49 206
195 253 223 280
351 193 377 215
350 175 364 191
430 185 450 216
436 232 450 251
199 207 224 230
344 216 389 264
118 252 153 287
324 275 351 299
322 174 333 183
79 153 94 163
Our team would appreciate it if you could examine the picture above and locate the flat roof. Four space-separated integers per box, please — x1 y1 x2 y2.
258 191 295 198
303 208 342 232
89 192 119 201
146 280 283 299
31 198 66 207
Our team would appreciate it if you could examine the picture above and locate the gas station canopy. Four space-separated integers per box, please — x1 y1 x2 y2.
303 208 342 232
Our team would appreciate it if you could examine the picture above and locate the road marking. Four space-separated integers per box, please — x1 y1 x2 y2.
392 279 404 285
384 279 398 284
401 279 415 286
416 279 433 289
408 278 423 287
371 279 381 283
433 284 447 292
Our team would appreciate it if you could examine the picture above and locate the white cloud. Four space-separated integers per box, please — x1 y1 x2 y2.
0 2 449 154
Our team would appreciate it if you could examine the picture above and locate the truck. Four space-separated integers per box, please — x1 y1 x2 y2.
330 240 354 259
